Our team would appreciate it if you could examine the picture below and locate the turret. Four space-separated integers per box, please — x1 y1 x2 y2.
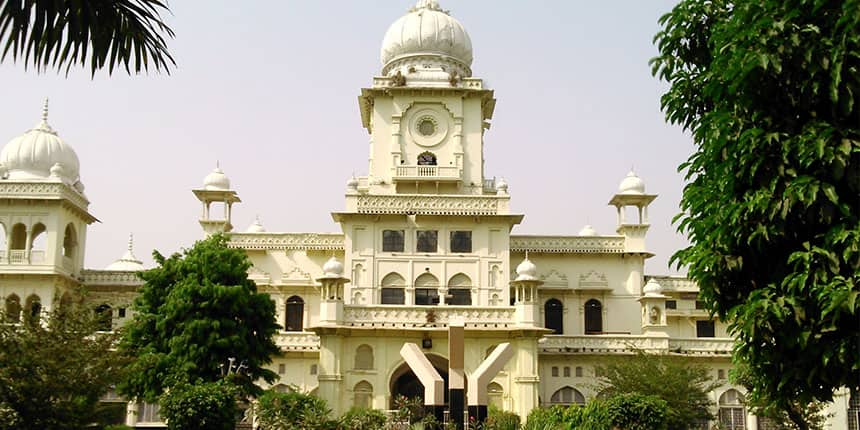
608 170 657 253
192 164 241 236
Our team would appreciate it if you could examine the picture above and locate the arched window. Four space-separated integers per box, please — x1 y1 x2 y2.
354 381 373 409
30 223 47 263
9 223 26 263
63 223 77 258
5 294 21 323
417 151 437 166
550 386 585 405
285 296 304 332
381 273 405 305
544 299 563 334
584 299 603 334
0 222 7 258
95 304 113 331
447 273 472 305
414 273 439 305
718 389 746 430
24 294 41 324
354 344 374 370
488 382 504 409
352 264 363 287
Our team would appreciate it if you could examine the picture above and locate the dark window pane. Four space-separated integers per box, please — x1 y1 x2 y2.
450 231 472 253
665 300 677 309
584 299 602 334
415 288 439 305
382 288 405 305
383 230 404 252
696 320 715 338
545 299 564 334
285 296 304 332
448 288 471 305
416 230 438 253
695 300 706 310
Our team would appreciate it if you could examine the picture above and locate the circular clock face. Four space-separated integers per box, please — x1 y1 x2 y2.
418 118 436 136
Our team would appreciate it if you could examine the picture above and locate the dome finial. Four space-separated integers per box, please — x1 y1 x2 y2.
414 0 442 11
42 98 49 122
128 233 134 252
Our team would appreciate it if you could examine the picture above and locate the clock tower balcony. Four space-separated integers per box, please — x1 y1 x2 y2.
391 165 462 183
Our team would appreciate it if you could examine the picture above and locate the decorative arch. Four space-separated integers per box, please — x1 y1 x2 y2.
414 273 439 305
0 222 7 255
550 386 585 405
95 304 112 331
63 223 77 258
285 295 304 332
381 272 406 305
354 344 374 370
584 299 603 334
487 382 504 409
9 223 26 253
352 263 364 287
447 273 472 305
388 353 450 409
718 389 746 430
30 222 47 251
24 294 41 323
544 298 564 334
417 151 437 166
353 380 373 409
5 294 21 323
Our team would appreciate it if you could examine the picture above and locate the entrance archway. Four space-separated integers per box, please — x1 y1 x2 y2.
389 353 449 409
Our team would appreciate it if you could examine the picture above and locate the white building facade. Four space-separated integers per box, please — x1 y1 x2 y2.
0 1 856 429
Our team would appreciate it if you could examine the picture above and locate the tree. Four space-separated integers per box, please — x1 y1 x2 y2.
253 389 336 430
0 303 129 430
652 0 859 426
158 381 240 430
595 350 719 429
118 234 280 402
0 0 174 75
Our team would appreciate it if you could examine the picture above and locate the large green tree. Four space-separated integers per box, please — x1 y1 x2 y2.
0 304 128 430
0 0 174 74
652 0 859 426
118 234 280 402
595 351 719 429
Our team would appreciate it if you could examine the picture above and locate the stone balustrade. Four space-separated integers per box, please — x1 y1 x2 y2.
539 335 733 356
342 305 516 329
274 332 320 352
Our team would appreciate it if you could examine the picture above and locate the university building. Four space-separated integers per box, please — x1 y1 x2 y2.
0 1 856 428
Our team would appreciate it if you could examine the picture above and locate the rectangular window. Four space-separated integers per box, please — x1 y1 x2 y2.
718 369 725 379
381 288 405 305
118 308 127 318
563 366 571 377
310 364 318 375
665 300 677 309
416 230 438 253
415 289 439 305
696 320 715 338
695 300 706 310
382 230 405 252
450 231 472 253
447 289 472 306
278 364 286 374
575 366 583 377
551 366 559 377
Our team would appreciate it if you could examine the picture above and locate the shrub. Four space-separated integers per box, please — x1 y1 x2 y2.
339 407 387 430
481 405 520 430
604 393 668 430
254 389 336 430
522 406 566 430
158 381 239 430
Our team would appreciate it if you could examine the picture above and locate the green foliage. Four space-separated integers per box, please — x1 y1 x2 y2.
604 393 668 430
596 350 717 429
102 426 134 430
338 407 387 430
254 389 336 430
652 0 860 424
158 381 239 430
0 304 129 430
0 0 175 75
560 402 611 430
731 365 830 430
392 394 427 424
522 406 566 430
481 405 520 430
119 234 280 401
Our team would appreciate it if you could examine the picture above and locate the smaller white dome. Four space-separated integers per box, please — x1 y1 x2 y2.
105 234 144 271
643 278 664 297
578 225 598 236
618 170 645 194
515 257 539 282
322 256 344 278
495 177 508 193
203 165 230 191
245 217 266 233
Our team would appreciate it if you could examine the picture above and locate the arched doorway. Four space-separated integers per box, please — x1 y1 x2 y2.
389 354 449 409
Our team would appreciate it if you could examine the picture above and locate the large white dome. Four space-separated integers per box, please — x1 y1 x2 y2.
380 0 473 78
0 102 81 185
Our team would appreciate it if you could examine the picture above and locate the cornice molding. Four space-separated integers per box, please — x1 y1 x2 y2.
510 235 626 254
228 233 345 251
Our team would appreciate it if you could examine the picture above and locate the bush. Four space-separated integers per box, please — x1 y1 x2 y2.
158 381 239 430
604 393 668 430
254 389 336 430
522 406 566 430
339 407 386 430
481 406 520 430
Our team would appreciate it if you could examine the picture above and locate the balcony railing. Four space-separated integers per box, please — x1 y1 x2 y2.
539 335 733 356
8 250 27 264
343 305 516 329
392 165 461 182
274 332 320 352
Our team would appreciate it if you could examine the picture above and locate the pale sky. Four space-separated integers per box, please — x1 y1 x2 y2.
0 0 692 275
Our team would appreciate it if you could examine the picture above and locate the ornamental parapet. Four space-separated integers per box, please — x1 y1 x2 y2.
343 305 516 329
274 332 320 352
646 276 698 292
228 233 345 251
510 235 626 254
539 335 733 357
81 269 143 286
347 194 510 216
0 181 95 221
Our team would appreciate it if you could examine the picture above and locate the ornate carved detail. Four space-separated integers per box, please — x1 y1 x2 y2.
248 266 271 284
281 266 313 285
343 305 515 328
228 233 344 251
510 236 625 254
646 276 697 291
273 332 320 352
539 335 732 357
540 269 568 287
355 194 501 215
578 270 608 287
0 181 90 211
81 270 143 286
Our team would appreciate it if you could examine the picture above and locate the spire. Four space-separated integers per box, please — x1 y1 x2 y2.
33 97 56 134
127 233 134 252
413 0 443 12
42 98 49 121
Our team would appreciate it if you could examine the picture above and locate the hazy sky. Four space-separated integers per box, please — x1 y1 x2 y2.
0 0 692 275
